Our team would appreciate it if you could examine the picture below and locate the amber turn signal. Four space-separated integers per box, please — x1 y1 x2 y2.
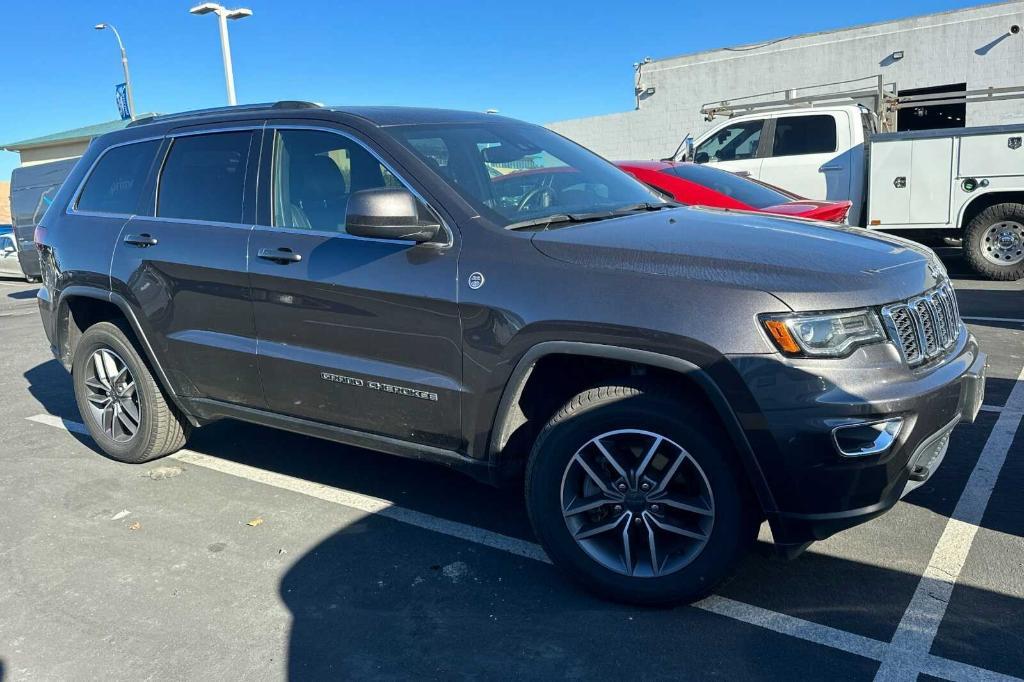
763 319 801 354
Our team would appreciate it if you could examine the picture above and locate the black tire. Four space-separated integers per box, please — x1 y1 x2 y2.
525 384 759 606
963 203 1024 281
72 321 190 463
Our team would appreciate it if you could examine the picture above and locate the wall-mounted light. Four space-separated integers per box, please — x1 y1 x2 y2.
891 50 905 61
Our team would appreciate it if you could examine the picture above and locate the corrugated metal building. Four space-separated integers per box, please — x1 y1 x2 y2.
548 1 1024 160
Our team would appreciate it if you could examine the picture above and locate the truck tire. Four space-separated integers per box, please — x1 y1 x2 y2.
72 321 190 463
525 384 759 605
963 203 1024 281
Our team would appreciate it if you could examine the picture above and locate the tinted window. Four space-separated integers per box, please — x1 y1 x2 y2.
157 132 252 223
771 115 837 157
76 140 159 215
272 129 404 232
665 164 797 208
694 120 763 163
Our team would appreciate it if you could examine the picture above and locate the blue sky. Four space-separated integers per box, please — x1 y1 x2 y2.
1 0 983 179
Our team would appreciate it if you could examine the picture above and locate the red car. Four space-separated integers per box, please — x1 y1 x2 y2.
616 160 852 223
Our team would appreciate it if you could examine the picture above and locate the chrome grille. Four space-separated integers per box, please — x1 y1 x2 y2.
882 282 961 366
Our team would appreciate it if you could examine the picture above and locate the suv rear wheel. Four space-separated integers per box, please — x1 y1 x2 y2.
72 321 190 463
525 384 758 605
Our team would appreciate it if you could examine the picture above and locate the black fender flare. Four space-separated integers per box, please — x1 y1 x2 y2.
54 286 197 425
487 341 777 513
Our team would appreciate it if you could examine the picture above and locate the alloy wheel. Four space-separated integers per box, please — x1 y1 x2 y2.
560 429 715 577
981 221 1024 266
83 348 142 443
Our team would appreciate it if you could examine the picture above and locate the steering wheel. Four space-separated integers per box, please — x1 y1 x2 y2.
516 185 558 213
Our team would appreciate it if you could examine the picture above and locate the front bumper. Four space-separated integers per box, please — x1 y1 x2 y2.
730 331 986 546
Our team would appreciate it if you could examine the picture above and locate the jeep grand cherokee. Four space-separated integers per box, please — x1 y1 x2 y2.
34 102 986 604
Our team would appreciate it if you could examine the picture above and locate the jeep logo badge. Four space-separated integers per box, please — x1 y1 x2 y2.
1009 136 1022 150
468 272 485 289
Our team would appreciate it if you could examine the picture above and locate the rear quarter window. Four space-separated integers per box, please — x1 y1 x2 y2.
76 140 160 215
771 115 837 157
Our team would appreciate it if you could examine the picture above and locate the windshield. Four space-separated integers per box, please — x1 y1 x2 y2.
388 122 668 228
665 164 797 209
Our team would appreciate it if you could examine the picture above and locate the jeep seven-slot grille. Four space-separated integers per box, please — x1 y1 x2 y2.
881 281 961 366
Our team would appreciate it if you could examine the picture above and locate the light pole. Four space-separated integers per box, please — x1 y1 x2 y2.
189 3 252 105
94 23 135 120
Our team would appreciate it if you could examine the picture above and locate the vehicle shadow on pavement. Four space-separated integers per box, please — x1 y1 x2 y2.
6 287 39 300
276 516 1024 679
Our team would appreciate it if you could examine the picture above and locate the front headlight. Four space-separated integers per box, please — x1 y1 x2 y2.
761 309 885 357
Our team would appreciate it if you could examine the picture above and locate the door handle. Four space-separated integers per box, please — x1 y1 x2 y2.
733 170 751 178
820 165 843 172
124 234 158 247
257 247 302 264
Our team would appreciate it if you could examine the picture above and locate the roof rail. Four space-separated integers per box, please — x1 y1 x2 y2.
127 100 322 127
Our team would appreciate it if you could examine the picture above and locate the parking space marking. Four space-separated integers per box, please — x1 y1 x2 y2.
875 365 1024 682
26 411 1023 681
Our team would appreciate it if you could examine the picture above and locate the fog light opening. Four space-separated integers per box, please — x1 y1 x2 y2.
832 417 903 457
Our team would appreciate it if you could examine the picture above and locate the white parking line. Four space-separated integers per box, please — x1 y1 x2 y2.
875 365 1024 682
25 412 1023 681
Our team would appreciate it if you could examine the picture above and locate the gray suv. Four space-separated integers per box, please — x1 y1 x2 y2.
35 102 986 604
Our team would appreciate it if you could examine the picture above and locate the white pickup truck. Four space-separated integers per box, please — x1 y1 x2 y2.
683 103 1024 280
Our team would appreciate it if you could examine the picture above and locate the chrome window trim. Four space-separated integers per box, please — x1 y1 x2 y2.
66 134 165 218
129 214 255 231
264 124 454 249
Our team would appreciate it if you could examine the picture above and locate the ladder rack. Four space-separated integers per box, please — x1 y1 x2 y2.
699 76 1024 133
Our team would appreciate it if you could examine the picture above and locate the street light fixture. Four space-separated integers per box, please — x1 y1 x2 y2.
189 3 252 105
93 22 135 120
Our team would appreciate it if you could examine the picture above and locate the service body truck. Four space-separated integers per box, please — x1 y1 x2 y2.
684 87 1024 280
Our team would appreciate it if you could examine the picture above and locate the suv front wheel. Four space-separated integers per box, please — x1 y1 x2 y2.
72 321 190 463
525 384 758 605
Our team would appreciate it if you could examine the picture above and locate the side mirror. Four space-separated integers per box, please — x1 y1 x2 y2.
345 188 441 243
681 136 694 162
694 151 710 164
2 245 14 255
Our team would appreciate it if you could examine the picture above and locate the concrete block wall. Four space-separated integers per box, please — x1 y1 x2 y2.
548 1 1024 159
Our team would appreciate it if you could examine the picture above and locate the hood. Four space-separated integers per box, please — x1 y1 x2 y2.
761 200 852 223
531 207 944 311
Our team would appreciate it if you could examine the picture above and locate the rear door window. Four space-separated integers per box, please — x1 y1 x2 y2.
770 115 837 157
157 131 253 223
76 140 160 215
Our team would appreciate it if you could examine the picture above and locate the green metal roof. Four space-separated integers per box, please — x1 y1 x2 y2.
1 114 158 151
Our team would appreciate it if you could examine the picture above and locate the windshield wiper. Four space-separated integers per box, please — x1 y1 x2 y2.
505 213 602 231
504 202 678 231
610 201 679 214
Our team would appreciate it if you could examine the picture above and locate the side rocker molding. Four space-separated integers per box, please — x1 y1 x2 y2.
488 341 778 513
55 286 200 427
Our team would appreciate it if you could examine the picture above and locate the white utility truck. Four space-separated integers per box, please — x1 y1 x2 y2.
676 78 1024 280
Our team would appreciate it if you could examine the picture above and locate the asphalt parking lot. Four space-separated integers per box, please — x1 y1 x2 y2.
0 250 1021 681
